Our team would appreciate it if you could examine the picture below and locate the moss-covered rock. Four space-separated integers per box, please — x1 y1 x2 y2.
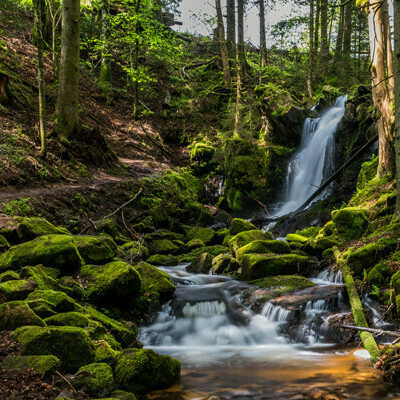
332 208 369 239
14 325 96 372
58 276 85 299
368 261 393 285
110 391 137 400
94 340 120 363
229 218 257 236
185 227 215 245
186 239 206 250
0 300 45 330
134 261 175 301
178 245 227 263
16 217 68 242
144 230 184 242
285 234 308 244
20 266 70 294
81 261 141 305
346 238 397 276
119 241 149 263
27 290 76 312
229 230 273 256
312 237 341 255
186 253 213 274
241 253 309 281
235 240 291 260
27 298 57 318
215 229 229 245
212 254 232 274
222 235 234 247
147 254 179 266
0 235 10 252
147 239 179 255
0 278 37 302
73 362 114 396
0 235 84 273
73 236 118 265
44 312 90 328
94 218 120 239
2 354 61 376
295 226 321 239
0 270 19 283
115 348 181 393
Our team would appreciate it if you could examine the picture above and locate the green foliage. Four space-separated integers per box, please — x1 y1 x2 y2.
2 198 31 217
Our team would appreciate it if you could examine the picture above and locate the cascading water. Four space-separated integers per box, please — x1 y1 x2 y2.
274 95 348 217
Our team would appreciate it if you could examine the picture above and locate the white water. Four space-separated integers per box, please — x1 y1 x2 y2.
311 268 343 285
274 95 348 217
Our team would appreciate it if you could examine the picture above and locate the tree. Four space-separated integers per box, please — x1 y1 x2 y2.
394 0 400 215
98 0 112 104
227 0 236 62
237 0 247 74
259 0 267 75
33 0 47 157
308 0 315 95
320 0 328 70
55 0 81 144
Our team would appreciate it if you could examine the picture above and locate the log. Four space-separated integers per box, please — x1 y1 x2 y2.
334 247 381 361
341 324 400 338
0 72 10 104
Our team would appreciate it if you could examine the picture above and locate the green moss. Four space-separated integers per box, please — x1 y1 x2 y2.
222 235 234 247
241 253 309 281
147 239 179 255
215 229 229 245
115 348 181 393
332 208 369 239
357 156 378 190
178 245 227 263
14 325 96 372
186 252 213 274
81 261 141 305
119 241 149 263
73 363 114 395
229 218 256 236
0 300 45 330
0 235 10 252
236 240 291 260
144 230 184 242
94 218 120 239
286 234 308 244
186 239 206 250
44 312 90 328
0 270 19 283
295 226 321 239
312 237 341 255
0 235 84 274
185 227 215 245
368 261 393 285
94 340 120 363
27 290 77 312
1 354 61 376
212 254 232 274
20 266 69 294
15 217 67 242
58 276 85 300
147 254 179 266
229 230 273 256
110 390 137 400
73 236 118 265
0 278 37 302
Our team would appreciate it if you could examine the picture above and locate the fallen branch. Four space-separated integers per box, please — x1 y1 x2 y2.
341 324 400 338
244 190 270 216
182 58 216 78
55 371 76 392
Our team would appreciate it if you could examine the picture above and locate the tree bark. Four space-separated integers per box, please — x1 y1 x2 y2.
99 0 112 104
369 0 395 178
259 0 267 76
320 0 328 71
234 44 242 138
308 0 315 96
237 0 246 75
133 0 141 119
342 0 353 76
0 73 10 104
215 0 232 88
394 0 400 216
335 4 344 63
227 0 236 63
55 0 80 144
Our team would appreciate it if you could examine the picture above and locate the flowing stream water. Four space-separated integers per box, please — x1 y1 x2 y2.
141 97 400 399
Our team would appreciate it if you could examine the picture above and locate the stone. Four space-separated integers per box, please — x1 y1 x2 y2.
331 207 369 239
229 230 273 256
147 254 179 266
73 235 118 265
73 363 114 396
186 253 213 274
286 234 308 244
147 239 179 255
229 218 257 236
27 290 77 312
0 278 37 303
2 355 61 376
16 218 68 241
44 312 90 328
185 227 215 245
235 240 291 260
186 239 206 250
0 301 45 330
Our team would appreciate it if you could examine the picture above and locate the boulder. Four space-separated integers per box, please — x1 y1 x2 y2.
2 355 60 376
27 290 76 312
186 253 213 274
185 239 206 250
331 207 369 239
14 325 96 372
185 227 215 245
0 235 84 273
73 363 114 396
147 254 179 266
0 278 37 303
312 237 341 256
147 239 179 255
178 245 227 263
144 230 184 242
241 253 309 281
229 218 256 236
212 254 232 274
0 270 19 282
229 230 273 256
286 234 308 244
115 348 180 393
110 391 137 400
94 218 120 239
73 236 118 265
94 340 120 363
0 235 10 252
44 312 90 328
16 218 68 242
80 261 141 305
119 241 149 263
20 266 68 294
235 240 291 260
0 300 45 330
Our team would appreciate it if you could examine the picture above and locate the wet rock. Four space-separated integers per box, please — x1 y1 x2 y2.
72 362 114 396
187 252 213 274
236 239 291 260
185 227 216 245
229 218 256 236
331 207 368 239
2 355 60 376
229 230 273 256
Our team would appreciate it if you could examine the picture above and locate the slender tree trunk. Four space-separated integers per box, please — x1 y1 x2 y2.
383 0 394 98
320 0 328 70
99 0 112 104
55 0 80 144
259 0 267 77
215 0 232 88
237 0 246 75
133 0 141 119
234 45 242 138
47 0 61 79
33 0 47 157
154 0 163 23
308 0 315 96
369 0 395 177
394 0 400 215
335 4 344 63
342 0 353 77
314 0 320 53
227 0 236 63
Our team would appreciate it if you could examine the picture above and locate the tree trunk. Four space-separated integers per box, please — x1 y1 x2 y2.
320 0 328 70
369 0 395 177
314 0 320 55
55 0 80 144
335 4 344 63
33 0 47 158
227 0 236 63
237 0 246 75
215 0 232 88
0 73 10 104
99 0 112 104
234 44 242 138
308 0 315 96
383 0 394 98
47 0 61 79
259 0 267 77
133 0 141 119
394 0 400 216
342 0 353 75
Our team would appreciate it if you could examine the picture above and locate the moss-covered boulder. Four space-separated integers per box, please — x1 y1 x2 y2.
2 354 60 376
94 218 120 239
241 253 309 281
312 237 341 256
332 208 369 239
368 261 393 285
0 278 37 303
0 235 10 253
235 240 291 260
115 348 181 393
16 218 68 242
44 312 90 328
286 234 308 244
0 270 19 283
186 239 206 250
144 230 184 242
212 254 232 274
27 290 76 312
295 226 321 239
0 300 45 330
185 227 215 245
346 238 397 276
147 254 179 266
73 236 118 265
81 261 141 305
14 325 96 372
73 363 114 396
178 245 227 263
0 235 84 273
229 218 256 236
147 239 179 255
222 235 234 247
94 340 120 363
186 253 213 274
119 241 149 263
134 261 175 301
229 230 273 256
58 276 85 300
110 391 137 400
27 298 57 318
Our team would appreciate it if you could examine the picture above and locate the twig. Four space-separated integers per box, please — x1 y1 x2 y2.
372 303 394 327
341 324 400 338
55 371 76 392
244 190 270 216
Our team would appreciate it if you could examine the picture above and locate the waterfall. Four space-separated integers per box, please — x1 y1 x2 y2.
274 95 348 217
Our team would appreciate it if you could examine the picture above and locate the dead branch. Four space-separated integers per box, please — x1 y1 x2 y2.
341 324 400 338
